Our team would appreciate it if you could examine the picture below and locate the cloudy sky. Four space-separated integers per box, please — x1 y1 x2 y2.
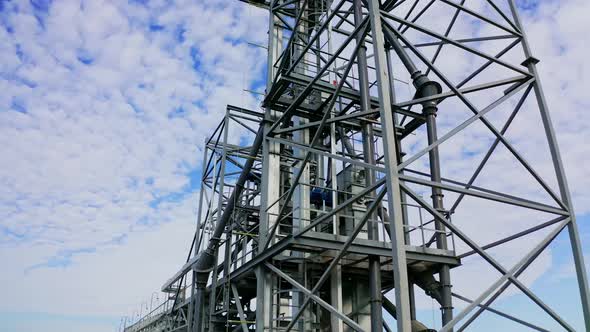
0 0 589 331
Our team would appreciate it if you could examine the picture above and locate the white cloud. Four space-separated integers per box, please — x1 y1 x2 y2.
0 0 267 321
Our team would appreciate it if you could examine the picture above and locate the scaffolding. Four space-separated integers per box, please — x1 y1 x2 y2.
124 0 590 331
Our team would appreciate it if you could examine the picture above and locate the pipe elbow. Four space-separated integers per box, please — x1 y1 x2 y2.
412 320 436 332
193 251 216 287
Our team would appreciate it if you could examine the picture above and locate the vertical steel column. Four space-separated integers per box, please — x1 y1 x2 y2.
192 287 205 332
328 5 344 329
507 1 590 329
188 140 211 332
365 0 413 330
256 6 283 331
292 2 312 329
417 63 454 326
352 1 383 331
293 120 311 332
207 111 230 330
330 126 345 332
385 40 418 321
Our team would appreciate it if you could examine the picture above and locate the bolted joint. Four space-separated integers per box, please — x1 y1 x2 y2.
438 283 454 311
430 192 444 201
412 73 442 97
423 104 438 116
411 72 429 90
411 72 442 114
521 56 540 67
440 305 455 313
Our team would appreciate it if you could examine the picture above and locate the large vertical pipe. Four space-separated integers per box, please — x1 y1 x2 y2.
192 280 205 332
424 92 454 328
382 25 453 328
353 1 383 331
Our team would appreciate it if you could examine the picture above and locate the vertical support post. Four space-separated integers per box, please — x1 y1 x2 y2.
385 41 418 321
292 1 312 328
507 1 590 329
352 1 383 331
365 0 412 330
188 140 210 332
327 4 344 331
207 111 230 329
257 6 283 331
293 105 311 332
330 124 344 332
222 110 233 320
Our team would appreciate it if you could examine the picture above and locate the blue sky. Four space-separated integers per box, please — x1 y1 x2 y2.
0 0 589 331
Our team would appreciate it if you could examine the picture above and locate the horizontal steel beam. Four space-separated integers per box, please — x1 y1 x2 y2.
279 72 424 119
399 174 568 215
291 232 461 266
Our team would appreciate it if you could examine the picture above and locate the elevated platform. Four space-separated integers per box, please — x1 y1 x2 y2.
216 230 460 286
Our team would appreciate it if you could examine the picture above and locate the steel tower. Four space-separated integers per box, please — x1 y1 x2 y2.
123 0 590 331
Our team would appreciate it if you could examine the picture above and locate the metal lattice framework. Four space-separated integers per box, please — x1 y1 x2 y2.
123 0 590 331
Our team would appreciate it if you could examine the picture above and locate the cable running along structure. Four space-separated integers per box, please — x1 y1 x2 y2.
123 0 590 331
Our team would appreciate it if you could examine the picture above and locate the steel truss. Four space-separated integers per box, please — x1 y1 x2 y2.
125 0 590 331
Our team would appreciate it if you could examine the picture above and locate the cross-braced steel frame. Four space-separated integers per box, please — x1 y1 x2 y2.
125 0 590 331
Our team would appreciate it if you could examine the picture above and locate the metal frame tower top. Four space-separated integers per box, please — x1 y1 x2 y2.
123 0 590 331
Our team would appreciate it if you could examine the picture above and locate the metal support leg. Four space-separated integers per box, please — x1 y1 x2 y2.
506 0 590 329
257 7 283 331
353 1 383 331
365 0 412 330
